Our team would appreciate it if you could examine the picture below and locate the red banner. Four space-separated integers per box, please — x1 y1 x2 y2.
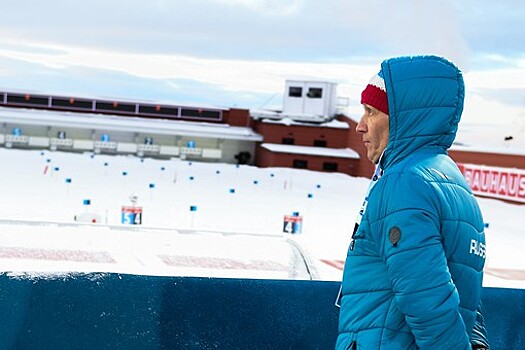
457 163 525 203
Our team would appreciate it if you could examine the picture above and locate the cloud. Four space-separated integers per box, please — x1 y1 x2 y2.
0 1 523 126
466 67 525 90
1 39 523 124
209 0 302 16
454 0 525 57
0 0 482 62
1 0 518 64
462 65 525 117
0 41 377 95
334 0 470 68
462 94 525 126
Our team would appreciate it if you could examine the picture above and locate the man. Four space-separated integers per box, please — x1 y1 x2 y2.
336 56 488 349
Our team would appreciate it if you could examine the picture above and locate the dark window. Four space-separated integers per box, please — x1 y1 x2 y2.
52 97 93 110
96 101 136 113
181 108 222 121
293 159 308 169
323 162 338 171
313 139 327 147
307 88 323 98
7 94 48 106
289 86 302 97
282 137 295 145
139 105 180 117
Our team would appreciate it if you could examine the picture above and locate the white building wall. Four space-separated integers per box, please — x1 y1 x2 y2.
283 80 338 117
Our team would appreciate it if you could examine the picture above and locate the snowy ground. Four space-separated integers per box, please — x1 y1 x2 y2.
0 148 523 289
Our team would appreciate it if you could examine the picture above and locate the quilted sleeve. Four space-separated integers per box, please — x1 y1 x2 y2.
371 173 471 350
471 302 490 348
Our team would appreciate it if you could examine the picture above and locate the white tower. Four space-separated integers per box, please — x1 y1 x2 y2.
282 80 338 121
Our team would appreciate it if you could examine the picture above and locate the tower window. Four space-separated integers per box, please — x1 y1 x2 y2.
307 88 323 98
289 87 302 97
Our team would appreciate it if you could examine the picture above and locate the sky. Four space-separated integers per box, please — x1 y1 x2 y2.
0 0 524 126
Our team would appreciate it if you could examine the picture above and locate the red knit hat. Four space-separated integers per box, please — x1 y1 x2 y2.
361 72 389 115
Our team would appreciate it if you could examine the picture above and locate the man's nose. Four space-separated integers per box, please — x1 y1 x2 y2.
356 118 366 133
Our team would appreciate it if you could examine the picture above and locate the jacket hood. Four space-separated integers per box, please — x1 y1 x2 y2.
380 56 465 169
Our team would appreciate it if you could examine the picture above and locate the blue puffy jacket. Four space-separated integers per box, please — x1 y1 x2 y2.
336 56 486 349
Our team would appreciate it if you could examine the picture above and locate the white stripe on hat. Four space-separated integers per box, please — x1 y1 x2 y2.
369 74 386 92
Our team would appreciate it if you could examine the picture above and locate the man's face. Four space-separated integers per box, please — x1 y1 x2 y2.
356 104 389 164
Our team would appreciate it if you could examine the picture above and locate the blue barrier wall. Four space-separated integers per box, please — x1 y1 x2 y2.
0 273 523 349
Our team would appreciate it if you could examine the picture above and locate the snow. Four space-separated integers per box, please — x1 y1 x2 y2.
451 143 525 157
258 115 350 129
454 122 525 155
0 147 523 289
261 143 360 159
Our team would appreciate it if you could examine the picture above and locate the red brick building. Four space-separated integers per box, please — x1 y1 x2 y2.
252 116 371 177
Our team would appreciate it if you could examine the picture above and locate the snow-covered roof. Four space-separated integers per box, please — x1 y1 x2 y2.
450 144 525 156
251 109 349 128
0 107 263 141
260 117 349 129
261 143 359 159
453 122 525 156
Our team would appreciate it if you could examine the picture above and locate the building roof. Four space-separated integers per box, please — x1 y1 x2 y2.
450 143 525 156
0 107 263 142
251 109 350 127
261 143 360 159
260 117 349 128
453 122 525 156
